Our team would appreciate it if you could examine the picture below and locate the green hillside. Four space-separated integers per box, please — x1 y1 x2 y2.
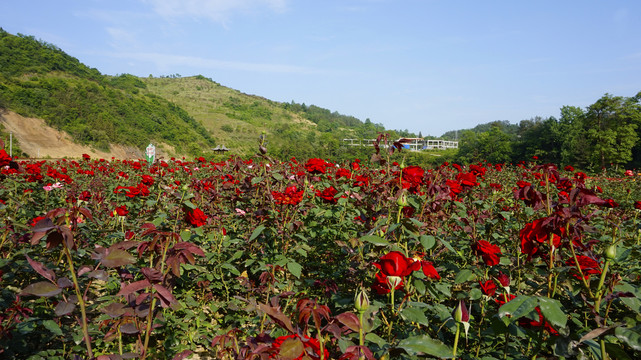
0 28 426 160
0 29 215 156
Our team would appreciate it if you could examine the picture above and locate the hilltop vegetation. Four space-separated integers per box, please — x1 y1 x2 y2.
0 28 425 161
0 29 212 156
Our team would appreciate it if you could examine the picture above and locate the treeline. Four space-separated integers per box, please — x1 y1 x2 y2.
445 92 641 171
0 29 215 156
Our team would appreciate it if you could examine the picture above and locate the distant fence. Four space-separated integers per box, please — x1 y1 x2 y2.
342 138 458 151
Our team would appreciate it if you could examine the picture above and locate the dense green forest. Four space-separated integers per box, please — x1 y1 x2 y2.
443 92 641 171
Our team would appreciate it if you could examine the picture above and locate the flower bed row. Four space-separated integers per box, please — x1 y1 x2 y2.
1 149 640 359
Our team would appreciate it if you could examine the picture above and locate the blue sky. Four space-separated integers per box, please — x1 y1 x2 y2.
2 0 640 136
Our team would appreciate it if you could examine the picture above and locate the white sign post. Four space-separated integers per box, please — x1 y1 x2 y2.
145 143 155 166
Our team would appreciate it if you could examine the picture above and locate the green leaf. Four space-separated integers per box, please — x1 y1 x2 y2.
42 319 63 336
397 334 454 358
413 278 426 295
401 306 430 327
538 297 567 329
438 237 458 256
365 332 387 347
272 173 284 181
454 269 475 284
251 176 263 185
605 343 633 360
287 261 302 278
498 295 537 325
221 263 240 276
420 235 436 251
615 326 641 351
360 235 389 246
183 200 197 209
249 225 266 241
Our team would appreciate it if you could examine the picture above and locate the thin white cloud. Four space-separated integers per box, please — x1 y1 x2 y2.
108 51 316 74
141 0 287 23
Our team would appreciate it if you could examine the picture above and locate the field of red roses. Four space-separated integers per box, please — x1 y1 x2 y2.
1 147 641 359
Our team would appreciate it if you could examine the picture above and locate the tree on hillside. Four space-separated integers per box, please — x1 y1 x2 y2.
558 105 590 167
583 94 639 170
514 116 563 164
456 125 512 164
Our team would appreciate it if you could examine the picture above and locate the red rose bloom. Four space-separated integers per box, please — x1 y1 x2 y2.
496 272 510 288
635 201 641 210
316 186 339 204
304 158 327 174
479 280 497 297
140 175 154 186
456 172 478 187
374 251 421 278
401 165 424 191
113 205 128 217
566 255 601 280
519 218 561 258
272 186 304 205
419 260 440 280
185 207 207 227
335 168 351 179
0 149 12 167
472 240 502 266
372 271 403 295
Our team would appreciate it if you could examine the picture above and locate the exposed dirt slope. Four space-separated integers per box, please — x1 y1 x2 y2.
0 109 142 159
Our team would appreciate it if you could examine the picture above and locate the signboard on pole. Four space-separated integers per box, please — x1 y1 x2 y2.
145 143 155 166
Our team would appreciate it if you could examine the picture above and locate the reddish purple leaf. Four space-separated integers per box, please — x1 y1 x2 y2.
173 242 205 257
25 255 56 283
172 350 194 360
55 300 76 316
257 303 295 334
152 284 179 308
117 279 151 296
32 217 55 233
336 312 361 332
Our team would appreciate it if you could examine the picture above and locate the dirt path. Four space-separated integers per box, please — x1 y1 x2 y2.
0 109 142 159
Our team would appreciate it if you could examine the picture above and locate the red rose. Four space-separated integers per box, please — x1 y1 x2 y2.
472 240 502 266
401 165 424 191
634 201 641 210
304 158 327 174
371 271 403 295
496 272 510 288
374 251 421 278
0 149 12 168
519 218 561 258
185 207 207 227
419 260 440 280
140 175 154 186
566 255 601 280
335 168 351 179
479 280 497 297
113 205 128 217
272 186 304 205
316 186 339 204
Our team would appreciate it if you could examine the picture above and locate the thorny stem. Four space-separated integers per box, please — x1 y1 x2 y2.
63 242 93 358
142 233 174 359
